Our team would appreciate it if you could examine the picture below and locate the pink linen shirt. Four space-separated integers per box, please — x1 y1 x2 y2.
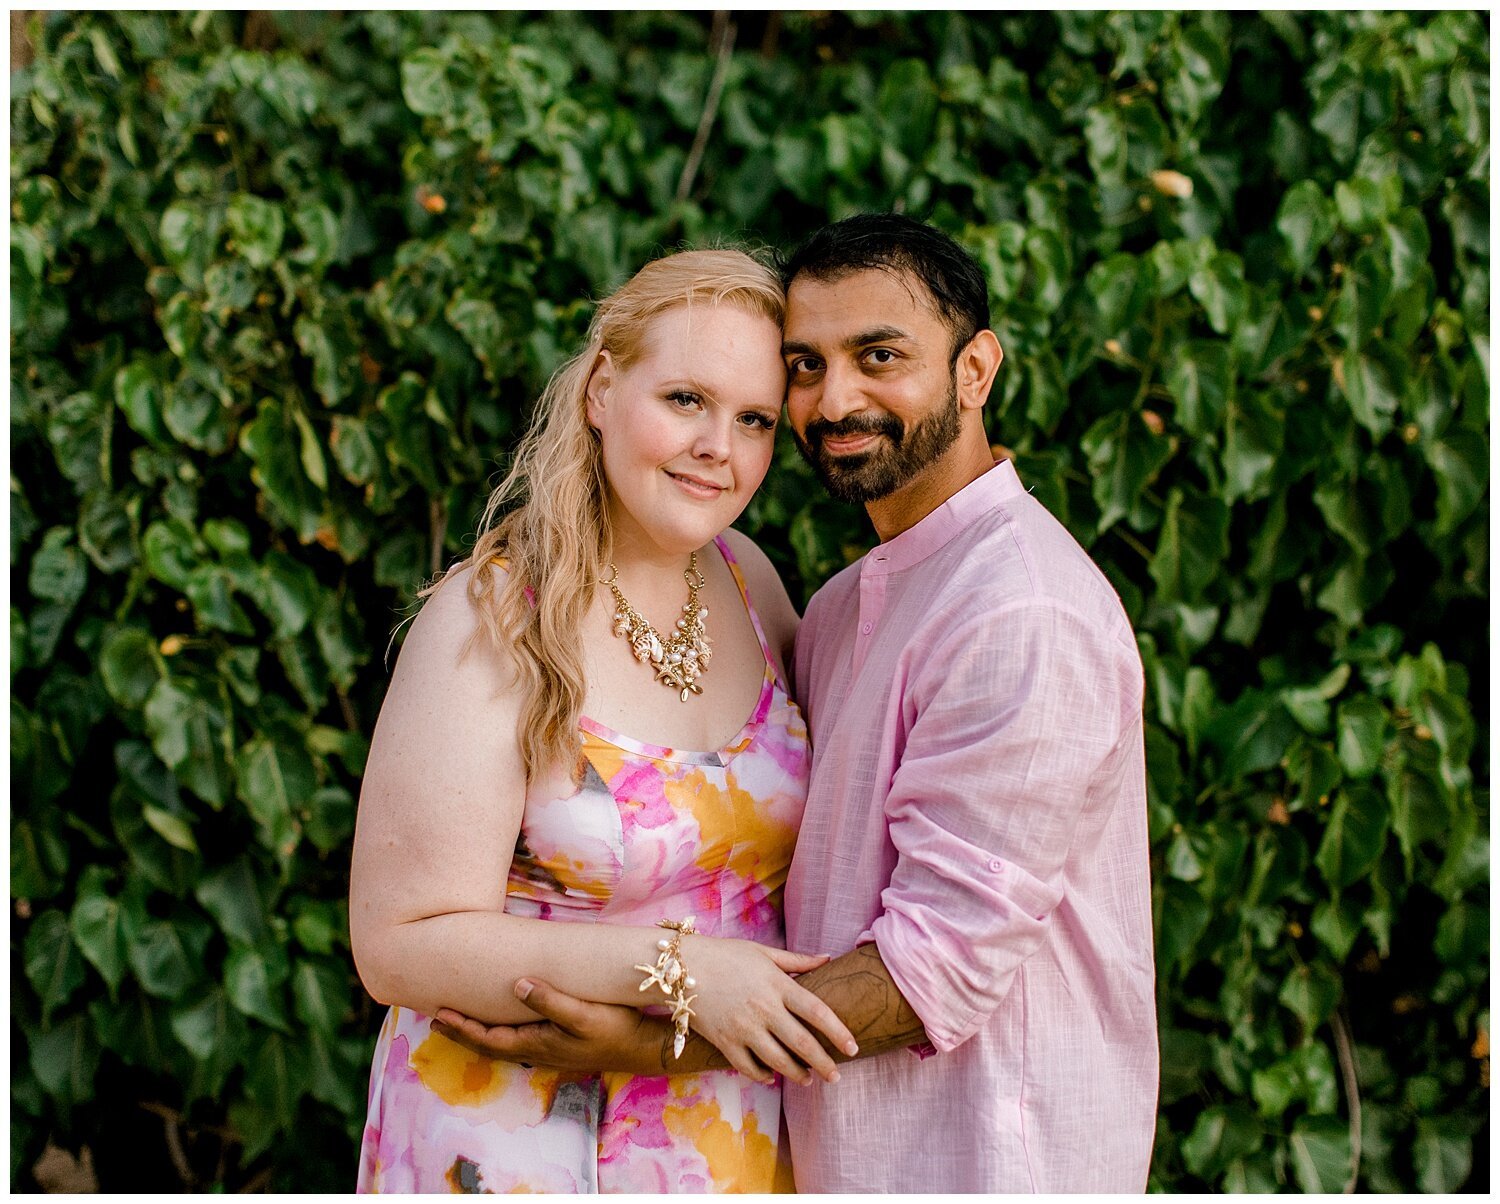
783 460 1158 1193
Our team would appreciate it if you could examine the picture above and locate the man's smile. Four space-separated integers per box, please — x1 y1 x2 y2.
819 433 883 456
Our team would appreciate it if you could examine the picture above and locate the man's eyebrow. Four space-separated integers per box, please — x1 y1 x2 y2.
781 327 914 357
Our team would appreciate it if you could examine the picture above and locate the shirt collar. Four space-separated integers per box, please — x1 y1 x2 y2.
862 459 1026 576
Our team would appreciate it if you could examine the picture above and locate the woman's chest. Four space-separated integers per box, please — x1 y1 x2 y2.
507 706 811 933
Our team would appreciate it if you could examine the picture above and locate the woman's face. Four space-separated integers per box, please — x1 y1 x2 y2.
586 303 785 558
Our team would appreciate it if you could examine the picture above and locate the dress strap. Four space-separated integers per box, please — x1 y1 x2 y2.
712 535 782 699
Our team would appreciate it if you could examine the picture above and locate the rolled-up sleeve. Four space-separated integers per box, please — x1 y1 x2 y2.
864 600 1140 1053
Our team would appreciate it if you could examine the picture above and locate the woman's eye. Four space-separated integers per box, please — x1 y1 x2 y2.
740 412 778 431
668 391 703 408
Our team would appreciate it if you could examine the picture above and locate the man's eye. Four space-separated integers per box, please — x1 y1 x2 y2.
866 348 897 365
790 357 822 375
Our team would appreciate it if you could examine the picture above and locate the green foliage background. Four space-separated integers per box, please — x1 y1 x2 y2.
10 10 1489 1192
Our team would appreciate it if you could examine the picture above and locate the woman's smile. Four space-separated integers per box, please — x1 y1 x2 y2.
665 469 730 500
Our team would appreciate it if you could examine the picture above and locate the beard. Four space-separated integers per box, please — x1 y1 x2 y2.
792 377 962 504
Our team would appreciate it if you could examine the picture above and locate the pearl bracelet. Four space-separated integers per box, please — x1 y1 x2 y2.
634 916 698 1058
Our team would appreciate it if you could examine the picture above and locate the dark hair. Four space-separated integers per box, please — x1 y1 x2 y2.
776 213 991 360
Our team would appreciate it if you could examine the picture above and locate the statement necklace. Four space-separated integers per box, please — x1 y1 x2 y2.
604 553 712 702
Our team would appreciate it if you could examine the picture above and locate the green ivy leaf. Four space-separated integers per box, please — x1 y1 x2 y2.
330 415 381 485
114 360 169 443
1309 896 1361 960
70 870 128 998
1253 1043 1340 1117
1332 249 1393 348
1333 175 1398 234
258 550 319 638
24 911 87 1026
1180 1104 1262 1178
244 1029 311 1131
125 910 212 1001
1315 786 1389 889
28 1014 100 1108
29 527 87 609
170 986 250 1098
1277 964 1342 1031
1335 696 1387 778
240 399 324 542
1081 411 1174 533
1288 1115 1353 1191
1414 1118 1472 1193
227 193 286 270
400 47 453 117
292 959 350 1035
305 784 356 854
1423 428 1486 537
1150 488 1229 605
1276 181 1336 274
236 735 317 853
225 943 291 1029
1222 393 1283 503
1166 340 1231 436
195 857 271 947
143 678 233 808
1188 252 1246 335
98 626 163 709
1341 349 1401 436
140 518 201 591
143 804 199 853
290 899 346 956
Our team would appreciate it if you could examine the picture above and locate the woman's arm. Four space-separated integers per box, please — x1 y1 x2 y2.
348 564 852 1081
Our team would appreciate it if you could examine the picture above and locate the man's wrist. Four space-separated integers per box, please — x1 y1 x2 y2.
640 1015 729 1075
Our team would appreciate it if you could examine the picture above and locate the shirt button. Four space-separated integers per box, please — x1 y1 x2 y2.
860 621 873 635
988 857 1005 872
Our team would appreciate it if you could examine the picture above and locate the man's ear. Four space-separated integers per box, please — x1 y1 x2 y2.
584 350 614 430
955 330 1003 412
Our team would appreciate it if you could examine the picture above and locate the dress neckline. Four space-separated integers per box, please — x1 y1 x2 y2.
578 534 779 767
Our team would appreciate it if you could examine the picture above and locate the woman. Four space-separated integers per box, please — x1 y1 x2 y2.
350 249 853 1193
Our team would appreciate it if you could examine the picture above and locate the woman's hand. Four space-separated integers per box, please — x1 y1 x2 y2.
673 937 859 1086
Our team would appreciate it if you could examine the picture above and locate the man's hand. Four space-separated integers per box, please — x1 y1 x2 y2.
432 978 668 1077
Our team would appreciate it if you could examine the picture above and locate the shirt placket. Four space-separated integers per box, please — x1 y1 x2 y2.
852 554 890 681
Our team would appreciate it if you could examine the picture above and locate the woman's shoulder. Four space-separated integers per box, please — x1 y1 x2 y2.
395 559 515 680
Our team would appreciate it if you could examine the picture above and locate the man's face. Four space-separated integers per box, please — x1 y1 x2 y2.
782 268 963 504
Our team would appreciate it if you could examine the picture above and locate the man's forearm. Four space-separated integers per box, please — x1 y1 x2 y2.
793 942 927 1061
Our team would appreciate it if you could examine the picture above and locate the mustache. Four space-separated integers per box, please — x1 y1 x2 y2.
801 413 903 447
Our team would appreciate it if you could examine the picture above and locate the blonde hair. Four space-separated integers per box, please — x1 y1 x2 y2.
434 248 784 781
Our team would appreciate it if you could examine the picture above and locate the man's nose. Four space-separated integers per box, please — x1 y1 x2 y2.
817 362 866 424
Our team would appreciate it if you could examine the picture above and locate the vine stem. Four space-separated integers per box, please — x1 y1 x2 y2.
674 12 737 206
139 1101 196 1189
1329 1006 1362 1192
429 495 447 577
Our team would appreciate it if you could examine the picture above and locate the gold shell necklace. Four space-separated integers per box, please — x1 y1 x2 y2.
603 553 712 701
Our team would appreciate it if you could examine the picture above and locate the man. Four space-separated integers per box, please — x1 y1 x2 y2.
435 214 1158 1191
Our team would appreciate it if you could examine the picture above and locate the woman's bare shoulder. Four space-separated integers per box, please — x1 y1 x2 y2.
391 560 518 689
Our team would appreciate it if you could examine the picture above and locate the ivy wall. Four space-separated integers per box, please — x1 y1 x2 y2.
10 11 1489 1192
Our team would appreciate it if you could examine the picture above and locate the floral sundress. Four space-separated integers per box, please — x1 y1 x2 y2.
357 536 810 1193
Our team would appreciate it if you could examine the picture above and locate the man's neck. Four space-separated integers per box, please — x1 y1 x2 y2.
864 431 997 543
